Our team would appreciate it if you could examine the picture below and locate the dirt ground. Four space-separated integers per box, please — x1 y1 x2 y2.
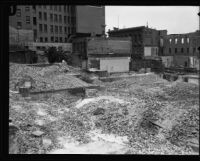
9 64 199 154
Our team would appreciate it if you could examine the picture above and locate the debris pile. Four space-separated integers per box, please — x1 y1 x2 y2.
9 63 89 92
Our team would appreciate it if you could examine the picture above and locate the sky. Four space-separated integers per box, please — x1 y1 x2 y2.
105 6 199 35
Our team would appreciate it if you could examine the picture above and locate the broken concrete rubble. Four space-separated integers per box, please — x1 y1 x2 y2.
32 130 45 137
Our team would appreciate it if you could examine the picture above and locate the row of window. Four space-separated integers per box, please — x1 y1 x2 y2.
38 12 75 24
39 36 68 43
168 47 197 54
168 37 190 44
39 24 75 34
38 5 75 13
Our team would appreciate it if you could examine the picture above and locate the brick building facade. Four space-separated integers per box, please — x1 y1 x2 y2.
160 30 200 68
108 26 167 59
9 5 105 43
161 31 200 57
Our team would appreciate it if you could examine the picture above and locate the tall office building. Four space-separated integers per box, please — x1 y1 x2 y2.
9 5 105 43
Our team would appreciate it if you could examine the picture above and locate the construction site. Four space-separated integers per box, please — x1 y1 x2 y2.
9 5 199 155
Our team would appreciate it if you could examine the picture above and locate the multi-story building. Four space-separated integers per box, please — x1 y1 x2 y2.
160 30 200 69
9 5 105 43
108 26 167 59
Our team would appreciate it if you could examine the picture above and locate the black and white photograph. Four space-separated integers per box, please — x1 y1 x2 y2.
8 5 199 154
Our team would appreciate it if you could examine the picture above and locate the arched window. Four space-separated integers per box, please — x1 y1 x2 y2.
175 38 178 44
187 38 190 44
169 38 172 44
181 38 184 44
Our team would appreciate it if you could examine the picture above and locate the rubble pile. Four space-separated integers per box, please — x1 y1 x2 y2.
9 63 89 92
79 100 134 136
9 62 199 154
96 75 199 154
49 108 93 144
168 107 199 147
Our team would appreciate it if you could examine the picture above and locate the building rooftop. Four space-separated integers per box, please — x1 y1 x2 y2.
108 26 146 33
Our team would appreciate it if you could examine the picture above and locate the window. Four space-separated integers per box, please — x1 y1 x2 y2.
169 48 171 54
39 12 42 20
33 29 37 41
26 16 30 24
43 5 46 9
50 6 53 10
60 37 62 42
193 39 197 46
169 38 172 44
33 17 37 25
59 6 61 12
17 22 22 29
67 6 70 12
59 26 62 33
38 5 41 8
55 37 58 42
44 12 47 21
64 16 67 24
51 36 54 42
32 5 36 10
50 25 53 33
175 48 177 53
71 6 75 13
64 6 66 12
68 27 70 34
68 16 70 24
187 48 189 53
25 6 30 12
181 38 184 44
40 37 43 42
55 26 58 33
193 48 196 53
160 38 163 47
54 14 58 22
71 17 73 24
16 9 21 17
72 27 75 34
64 27 67 34
59 15 62 23
54 6 57 11
50 13 53 21
65 37 67 42
181 48 184 53
175 38 178 44
44 24 47 33
39 24 43 32
45 37 48 42
187 38 190 44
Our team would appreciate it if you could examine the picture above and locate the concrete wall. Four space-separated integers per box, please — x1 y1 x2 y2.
160 56 174 67
173 56 189 67
99 57 130 73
